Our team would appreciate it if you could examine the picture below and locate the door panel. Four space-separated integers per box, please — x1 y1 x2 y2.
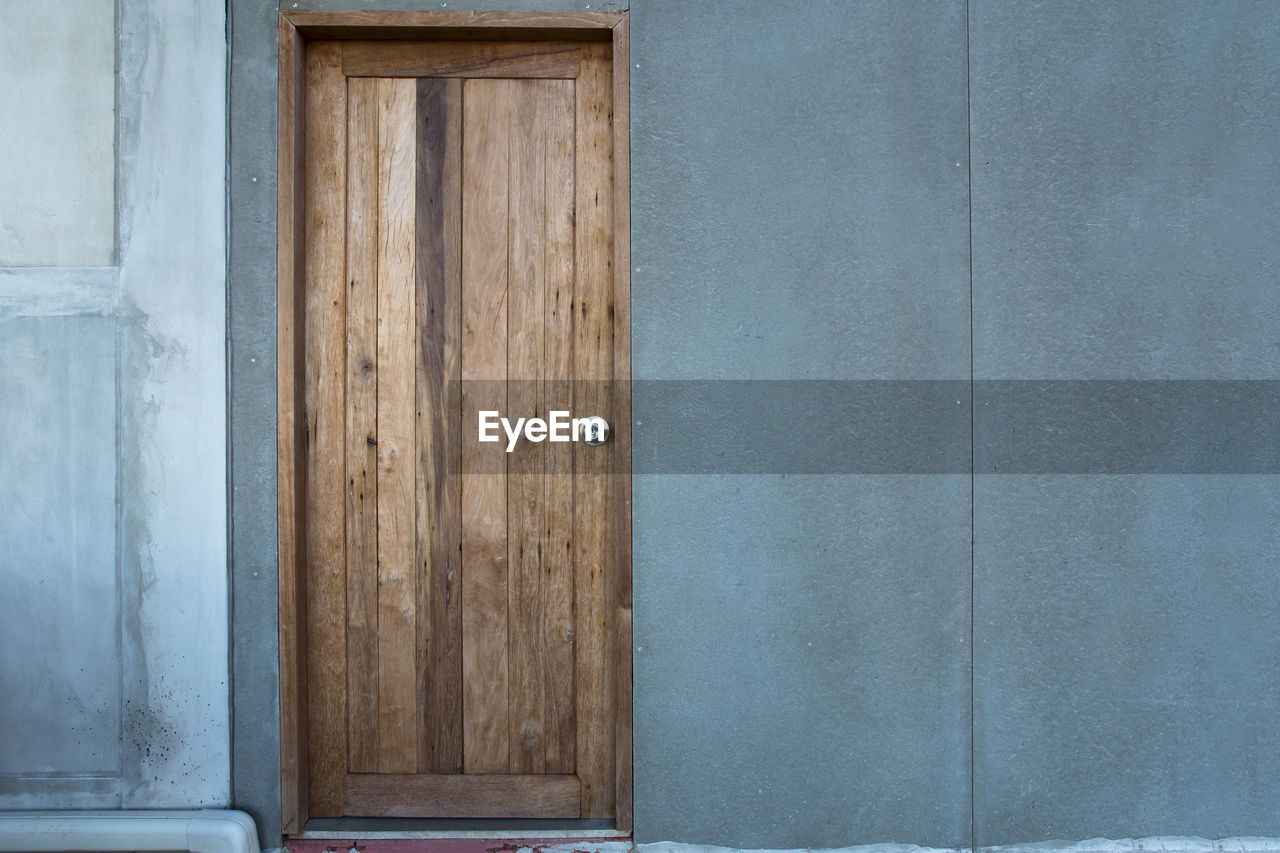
293 32 626 822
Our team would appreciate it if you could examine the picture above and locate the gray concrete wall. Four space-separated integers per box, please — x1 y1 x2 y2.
0 0 229 809
228 0 285 836
970 1 1280 844
218 0 1280 848
629 0 972 847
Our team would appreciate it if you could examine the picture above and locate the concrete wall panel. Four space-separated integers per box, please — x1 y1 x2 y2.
115 0 229 807
971 0 1280 380
972 1 1280 844
635 474 971 847
0 0 228 811
975 475 1280 841
0 0 115 267
0 316 118 801
632 0 971 381
630 1 972 846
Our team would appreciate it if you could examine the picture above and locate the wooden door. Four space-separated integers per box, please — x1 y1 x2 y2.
278 15 630 829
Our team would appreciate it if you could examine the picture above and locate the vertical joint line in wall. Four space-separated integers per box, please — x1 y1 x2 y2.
965 2 977 852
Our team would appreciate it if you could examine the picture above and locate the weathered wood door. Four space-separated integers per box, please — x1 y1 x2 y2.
279 15 630 828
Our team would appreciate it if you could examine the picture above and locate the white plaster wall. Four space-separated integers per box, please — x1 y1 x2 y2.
0 0 228 808
0 0 116 267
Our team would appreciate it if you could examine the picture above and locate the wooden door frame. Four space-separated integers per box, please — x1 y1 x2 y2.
276 10 631 834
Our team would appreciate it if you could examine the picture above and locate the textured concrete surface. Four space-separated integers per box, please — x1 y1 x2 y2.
0 0 228 811
0 0 115 266
975 476 1280 842
973 381 1280 474
970 0 1280 380
228 0 284 838
971 0 1280 845
640 841 1280 853
0 316 118 804
634 475 971 847
631 0 970 382
115 0 229 807
630 0 971 847
633 381 971 474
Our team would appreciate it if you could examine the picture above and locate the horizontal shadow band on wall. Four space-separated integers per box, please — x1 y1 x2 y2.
423 380 1280 474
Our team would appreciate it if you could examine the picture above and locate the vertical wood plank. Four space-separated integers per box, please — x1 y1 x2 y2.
542 78 577 775
461 78 512 774
277 14 308 833
573 42 616 818
507 79 548 775
375 76 419 775
416 76 465 774
345 75 380 774
610 16 633 832
302 39 348 818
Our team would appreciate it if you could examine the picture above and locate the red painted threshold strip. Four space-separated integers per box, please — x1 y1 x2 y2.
287 839 628 853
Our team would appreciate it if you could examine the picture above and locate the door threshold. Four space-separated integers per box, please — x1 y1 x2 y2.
286 831 632 853
292 818 631 841
285 838 632 853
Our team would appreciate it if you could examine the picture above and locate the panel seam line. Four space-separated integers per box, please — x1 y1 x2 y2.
965 2 977 852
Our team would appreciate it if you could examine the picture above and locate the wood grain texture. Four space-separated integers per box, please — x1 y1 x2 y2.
542 79 577 775
572 41 616 819
506 79 549 775
302 39 348 818
282 10 619 42
344 75 381 774
343 773 581 818
286 24 631 823
460 78 512 774
375 77 419 775
344 40 580 79
610 16 634 833
276 13 308 833
415 76 465 774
